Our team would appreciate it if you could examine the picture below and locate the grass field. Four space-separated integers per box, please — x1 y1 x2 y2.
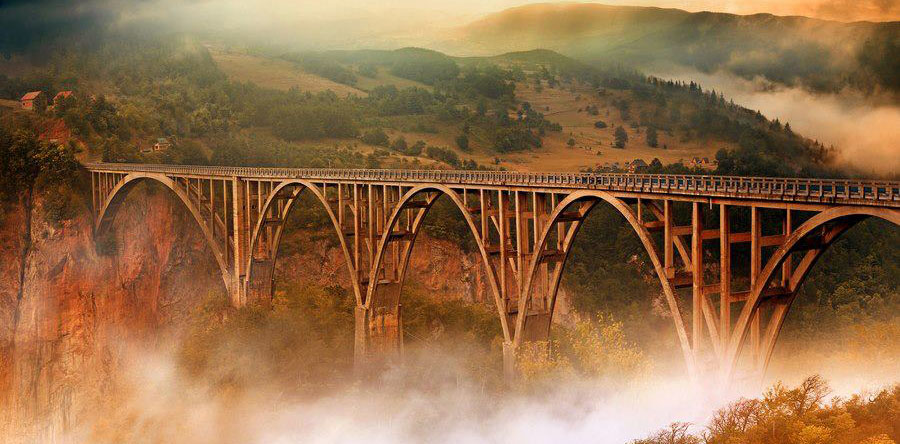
509 80 728 171
353 66 431 92
210 49 726 172
209 49 366 96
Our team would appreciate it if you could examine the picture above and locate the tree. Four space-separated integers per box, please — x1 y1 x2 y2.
646 127 658 147
455 134 470 152
614 126 628 148
390 136 408 153
361 129 389 147
0 126 79 360
567 137 576 147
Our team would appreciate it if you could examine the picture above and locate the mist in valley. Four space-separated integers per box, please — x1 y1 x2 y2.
653 68 900 176
1 1 899 443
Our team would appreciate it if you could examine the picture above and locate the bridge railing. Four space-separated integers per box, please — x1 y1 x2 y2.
84 163 900 206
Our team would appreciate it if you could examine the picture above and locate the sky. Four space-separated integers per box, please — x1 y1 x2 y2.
127 0 900 25
170 0 897 22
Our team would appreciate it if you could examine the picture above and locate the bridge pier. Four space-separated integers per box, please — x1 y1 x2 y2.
86 163 900 388
353 304 403 373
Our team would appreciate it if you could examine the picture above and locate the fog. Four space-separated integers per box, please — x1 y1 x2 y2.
22 343 722 444
656 68 900 176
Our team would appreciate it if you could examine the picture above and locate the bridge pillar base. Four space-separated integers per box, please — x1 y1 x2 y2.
502 341 517 382
353 305 403 375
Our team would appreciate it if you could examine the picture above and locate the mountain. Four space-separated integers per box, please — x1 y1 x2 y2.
443 3 899 95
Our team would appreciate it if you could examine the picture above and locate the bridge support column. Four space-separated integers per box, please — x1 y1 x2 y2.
353 301 403 373
502 341 517 381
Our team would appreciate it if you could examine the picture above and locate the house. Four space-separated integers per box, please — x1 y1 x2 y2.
688 157 716 170
52 91 74 107
628 158 648 173
20 91 45 111
153 138 172 151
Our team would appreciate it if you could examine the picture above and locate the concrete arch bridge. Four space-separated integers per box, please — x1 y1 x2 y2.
86 163 900 384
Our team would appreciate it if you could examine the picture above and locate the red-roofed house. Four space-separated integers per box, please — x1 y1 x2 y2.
53 91 74 105
20 91 45 111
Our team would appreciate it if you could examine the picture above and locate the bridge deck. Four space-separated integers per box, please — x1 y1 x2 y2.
85 163 900 208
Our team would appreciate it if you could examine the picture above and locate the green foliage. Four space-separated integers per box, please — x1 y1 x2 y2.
646 126 658 147
425 145 461 167
0 121 80 202
368 85 435 115
389 47 460 85
493 125 541 153
455 134 470 152
271 98 358 141
361 128 389 147
637 376 900 444
42 184 79 227
283 52 358 86
517 312 650 387
614 126 628 148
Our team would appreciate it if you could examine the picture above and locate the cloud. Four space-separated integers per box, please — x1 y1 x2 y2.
656 67 900 176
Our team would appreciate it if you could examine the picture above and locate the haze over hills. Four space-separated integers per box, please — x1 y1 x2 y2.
441 3 899 96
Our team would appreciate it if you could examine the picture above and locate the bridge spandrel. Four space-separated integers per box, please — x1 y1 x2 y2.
85 162 900 385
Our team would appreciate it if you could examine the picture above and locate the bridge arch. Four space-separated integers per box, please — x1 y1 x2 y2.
517 190 696 377
243 180 363 305
95 172 230 289
366 184 509 340
723 206 900 381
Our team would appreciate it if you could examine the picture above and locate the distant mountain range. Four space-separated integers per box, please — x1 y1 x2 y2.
438 3 899 95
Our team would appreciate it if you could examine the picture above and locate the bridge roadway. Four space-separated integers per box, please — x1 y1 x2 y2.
87 162 900 207
85 162 900 385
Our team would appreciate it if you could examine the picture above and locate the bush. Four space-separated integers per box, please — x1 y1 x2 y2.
361 129 389 147
425 145 460 167
390 136 408 153
455 134 470 152
594 120 608 129
614 126 628 148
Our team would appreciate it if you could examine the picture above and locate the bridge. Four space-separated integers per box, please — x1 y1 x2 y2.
86 162 900 384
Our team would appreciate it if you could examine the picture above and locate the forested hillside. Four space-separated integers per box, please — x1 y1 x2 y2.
451 3 900 96
0 23 896 393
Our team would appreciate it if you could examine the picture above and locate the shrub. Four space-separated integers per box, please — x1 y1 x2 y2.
361 129 389 147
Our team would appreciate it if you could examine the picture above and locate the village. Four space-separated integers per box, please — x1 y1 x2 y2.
4 90 174 154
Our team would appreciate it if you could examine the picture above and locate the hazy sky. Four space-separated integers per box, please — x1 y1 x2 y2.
177 0 896 22
130 0 899 24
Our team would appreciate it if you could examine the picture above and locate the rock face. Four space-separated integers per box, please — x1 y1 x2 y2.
0 183 574 438
0 183 224 438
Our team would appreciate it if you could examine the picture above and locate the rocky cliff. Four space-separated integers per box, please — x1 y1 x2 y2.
0 183 574 439
0 183 223 439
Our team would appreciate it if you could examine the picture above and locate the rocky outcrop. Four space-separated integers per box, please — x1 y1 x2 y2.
0 183 575 439
0 182 223 438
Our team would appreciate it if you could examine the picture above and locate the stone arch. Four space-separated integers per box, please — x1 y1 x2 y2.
95 172 230 289
243 180 363 305
518 190 697 377
366 184 509 339
722 206 900 381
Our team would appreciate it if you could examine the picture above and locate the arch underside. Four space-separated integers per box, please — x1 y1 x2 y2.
722 207 900 381
98 170 898 384
95 173 232 292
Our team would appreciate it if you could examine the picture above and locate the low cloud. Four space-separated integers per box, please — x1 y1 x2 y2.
657 68 900 176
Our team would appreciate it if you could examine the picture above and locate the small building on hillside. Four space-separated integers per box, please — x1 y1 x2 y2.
153 138 172 151
20 91 45 111
688 156 716 170
51 91 75 109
